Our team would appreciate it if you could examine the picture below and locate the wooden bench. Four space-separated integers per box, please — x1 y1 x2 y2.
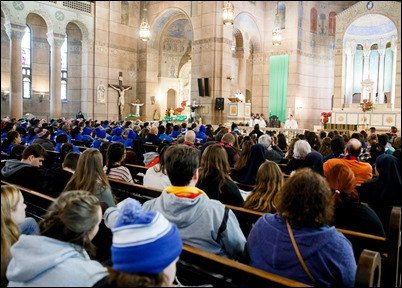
124 163 148 184
2 180 382 287
178 244 312 287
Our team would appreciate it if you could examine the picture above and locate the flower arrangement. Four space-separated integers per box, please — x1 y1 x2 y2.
181 100 187 107
174 107 184 113
359 99 375 112
320 112 332 123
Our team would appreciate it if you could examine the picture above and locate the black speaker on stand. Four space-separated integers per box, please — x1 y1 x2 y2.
197 78 204 97
204 78 210 96
215 98 224 110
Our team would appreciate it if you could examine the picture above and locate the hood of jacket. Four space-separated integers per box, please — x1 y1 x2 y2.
142 191 209 229
1 159 32 177
6 235 107 286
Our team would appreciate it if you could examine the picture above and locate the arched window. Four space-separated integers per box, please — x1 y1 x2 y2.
61 34 68 100
310 8 317 34
21 26 32 99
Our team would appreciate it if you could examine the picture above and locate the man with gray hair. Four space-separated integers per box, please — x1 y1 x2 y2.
258 134 284 163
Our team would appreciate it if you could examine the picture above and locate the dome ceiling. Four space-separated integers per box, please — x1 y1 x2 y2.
345 14 396 38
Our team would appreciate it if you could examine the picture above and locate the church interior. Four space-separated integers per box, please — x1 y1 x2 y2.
1 1 401 131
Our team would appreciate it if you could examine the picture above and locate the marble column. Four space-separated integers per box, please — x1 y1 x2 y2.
47 32 66 119
345 44 355 104
362 45 371 83
377 48 385 104
5 23 25 119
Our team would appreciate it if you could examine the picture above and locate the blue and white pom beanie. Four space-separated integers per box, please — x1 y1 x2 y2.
111 198 182 274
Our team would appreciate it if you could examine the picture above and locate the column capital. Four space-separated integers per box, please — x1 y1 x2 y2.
5 23 26 41
47 32 66 48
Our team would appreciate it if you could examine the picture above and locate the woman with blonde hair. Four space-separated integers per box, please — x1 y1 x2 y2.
243 161 284 213
6 190 108 286
1 185 39 286
196 144 244 206
64 148 115 208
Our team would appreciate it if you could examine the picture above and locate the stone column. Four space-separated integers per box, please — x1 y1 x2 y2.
362 42 371 83
47 32 66 119
377 48 385 104
5 23 25 119
345 43 355 104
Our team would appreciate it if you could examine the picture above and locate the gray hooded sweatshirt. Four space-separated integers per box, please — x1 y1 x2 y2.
6 235 108 287
105 192 247 260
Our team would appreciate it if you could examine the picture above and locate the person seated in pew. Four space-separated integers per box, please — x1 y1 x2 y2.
94 198 183 287
31 128 55 151
1 130 21 155
217 133 240 167
1 144 47 192
247 168 356 286
231 143 266 186
55 133 80 153
64 148 116 208
257 134 284 164
1 184 39 287
5 190 108 286
324 138 372 185
143 144 172 190
105 144 247 261
243 160 284 213
196 144 244 207
81 127 94 143
358 154 401 229
326 164 385 237
103 142 133 184
42 152 80 198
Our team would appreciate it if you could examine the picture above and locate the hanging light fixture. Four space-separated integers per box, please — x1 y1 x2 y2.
272 2 282 46
222 1 234 26
139 2 150 41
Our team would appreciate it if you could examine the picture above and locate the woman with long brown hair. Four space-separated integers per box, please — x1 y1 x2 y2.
64 148 115 207
196 144 244 206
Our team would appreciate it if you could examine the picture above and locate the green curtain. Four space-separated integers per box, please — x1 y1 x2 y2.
268 55 288 123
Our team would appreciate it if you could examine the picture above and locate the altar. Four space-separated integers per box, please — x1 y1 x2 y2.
329 108 401 131
227 102 251 123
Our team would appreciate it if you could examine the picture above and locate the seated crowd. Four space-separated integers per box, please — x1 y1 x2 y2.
1 115 401 286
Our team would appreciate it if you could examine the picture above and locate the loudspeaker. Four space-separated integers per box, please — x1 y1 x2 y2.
197 78 204 97
215 98 224 110
204 78 210 96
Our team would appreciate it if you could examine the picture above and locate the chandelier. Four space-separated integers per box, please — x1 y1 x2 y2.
222 1 234 26
272 2 282 46
139 2 150 41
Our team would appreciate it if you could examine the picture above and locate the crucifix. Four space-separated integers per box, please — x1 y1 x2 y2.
108 72 132 120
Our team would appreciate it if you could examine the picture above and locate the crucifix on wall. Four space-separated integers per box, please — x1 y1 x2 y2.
108 72 132 120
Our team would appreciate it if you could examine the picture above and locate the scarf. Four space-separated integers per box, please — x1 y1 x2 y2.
343 155 359 161
218 142 234 150
165 186 208 199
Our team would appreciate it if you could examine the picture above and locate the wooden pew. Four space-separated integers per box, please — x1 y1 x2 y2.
144 143 158 152
107 178 162 203
179 244 381 287
2 179 382 287
1 180 54 221
178 244 312 287
124 163 148 185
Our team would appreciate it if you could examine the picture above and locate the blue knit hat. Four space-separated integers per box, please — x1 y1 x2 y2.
111 198 182 274
95 127 106 139
112 127 123 136
82 127 92 135
127 130 137 140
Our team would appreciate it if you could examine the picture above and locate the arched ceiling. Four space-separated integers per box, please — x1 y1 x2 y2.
345 14 396 39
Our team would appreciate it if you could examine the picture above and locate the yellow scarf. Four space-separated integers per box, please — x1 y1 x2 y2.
165 186 209 199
